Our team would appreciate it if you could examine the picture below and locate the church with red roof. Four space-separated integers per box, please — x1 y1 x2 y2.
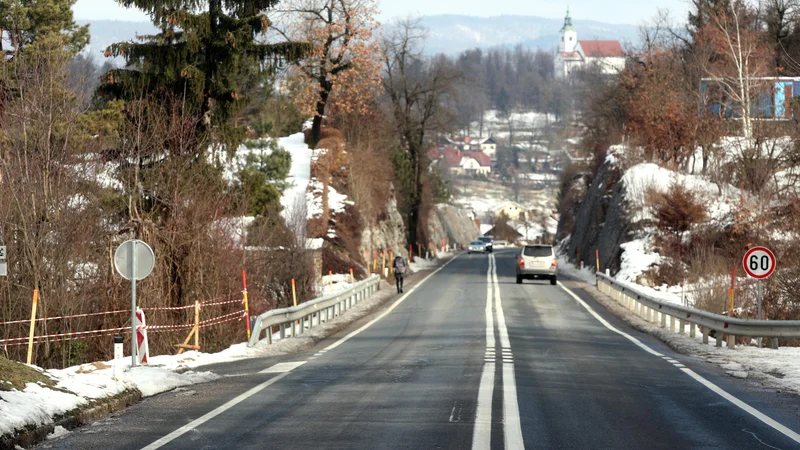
553 8 626 80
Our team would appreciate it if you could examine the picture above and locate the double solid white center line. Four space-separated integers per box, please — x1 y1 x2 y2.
473 254 524 450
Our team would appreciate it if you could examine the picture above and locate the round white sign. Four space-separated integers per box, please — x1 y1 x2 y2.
114 240 155 281
742 247 776 279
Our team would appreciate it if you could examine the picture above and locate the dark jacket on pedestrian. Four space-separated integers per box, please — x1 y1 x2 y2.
393 256 406 276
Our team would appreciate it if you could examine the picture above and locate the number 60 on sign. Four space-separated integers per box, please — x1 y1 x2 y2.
743 247 776 279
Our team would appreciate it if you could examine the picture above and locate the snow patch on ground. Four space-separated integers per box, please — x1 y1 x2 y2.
278 133 314 220
0 362 218 437
617 239 662 283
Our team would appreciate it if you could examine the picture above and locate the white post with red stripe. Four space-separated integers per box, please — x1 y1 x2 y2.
135 308 150 365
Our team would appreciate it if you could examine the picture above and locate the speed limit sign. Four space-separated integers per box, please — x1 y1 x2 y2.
743 247 776 279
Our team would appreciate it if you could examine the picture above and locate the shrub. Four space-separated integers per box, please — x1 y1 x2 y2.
649 182 707 240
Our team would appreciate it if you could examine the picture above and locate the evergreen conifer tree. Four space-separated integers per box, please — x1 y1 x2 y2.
102 0 308 148
0 0 89 59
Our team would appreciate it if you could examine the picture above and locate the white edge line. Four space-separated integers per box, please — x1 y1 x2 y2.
325 254 461 351
144 254 462 449
142 371 293 449
557 281 800 444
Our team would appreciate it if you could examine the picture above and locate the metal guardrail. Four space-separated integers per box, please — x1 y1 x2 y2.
596 272 800 349
248 275 382 347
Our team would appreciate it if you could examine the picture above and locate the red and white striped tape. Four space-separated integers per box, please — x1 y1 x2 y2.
0 326 132 346
0 309 131 326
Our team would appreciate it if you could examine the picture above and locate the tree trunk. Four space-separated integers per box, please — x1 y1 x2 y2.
311 78 331 146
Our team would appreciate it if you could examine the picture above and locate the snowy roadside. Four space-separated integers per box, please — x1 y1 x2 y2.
0 252 458 445
559 260 800 395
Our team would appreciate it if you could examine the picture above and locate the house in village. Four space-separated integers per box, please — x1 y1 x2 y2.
444 136 498 159
554 8 626 80
494 202 527 221
429 146 492 176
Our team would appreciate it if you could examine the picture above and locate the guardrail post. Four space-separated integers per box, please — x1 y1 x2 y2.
679 319 685 334
726 334 734 349
715 333 722 347
266 324 272 344
660 312 666 328
648 308 654 323
291 319 298 337
670 316 676 333
771 338 779 350
309 312 315 329
280 322 286 339
689 323 696 338
702 327 709 344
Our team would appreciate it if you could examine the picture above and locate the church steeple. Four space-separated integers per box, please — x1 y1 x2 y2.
559 7 577 52
561 7 575 33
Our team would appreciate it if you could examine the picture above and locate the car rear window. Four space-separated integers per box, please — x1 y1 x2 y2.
524 246 552 257
478 237 492 243
471 241 483 245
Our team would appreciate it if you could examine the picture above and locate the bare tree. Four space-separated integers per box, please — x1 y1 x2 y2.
697 1 774 139
381 18 460 246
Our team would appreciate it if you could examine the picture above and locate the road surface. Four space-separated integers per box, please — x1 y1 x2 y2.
41 250 800 449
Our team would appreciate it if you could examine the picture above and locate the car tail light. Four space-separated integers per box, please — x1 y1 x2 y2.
519 256 525 268
551 258 558 268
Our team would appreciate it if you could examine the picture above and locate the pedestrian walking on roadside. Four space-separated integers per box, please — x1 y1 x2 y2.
392 255 406 293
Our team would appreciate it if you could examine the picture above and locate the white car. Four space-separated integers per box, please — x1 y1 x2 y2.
516 244 558 285
468 240 487 254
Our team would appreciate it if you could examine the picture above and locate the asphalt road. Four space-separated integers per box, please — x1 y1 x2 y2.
40 250 800 450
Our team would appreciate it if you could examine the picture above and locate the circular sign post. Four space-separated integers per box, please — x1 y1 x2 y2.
743 246 776 348
742 247 776 280
114 240 155 367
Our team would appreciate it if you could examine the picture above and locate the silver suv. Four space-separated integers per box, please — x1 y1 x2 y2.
516 245 557 285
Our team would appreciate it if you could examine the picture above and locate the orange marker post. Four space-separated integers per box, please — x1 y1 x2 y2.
349 268 354 284
242 271 251 340
596 249 600 272
26 290 39 365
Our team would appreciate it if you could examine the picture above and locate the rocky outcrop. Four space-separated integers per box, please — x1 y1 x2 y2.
559 160 631 274
360 197 409 260
428 204 480 249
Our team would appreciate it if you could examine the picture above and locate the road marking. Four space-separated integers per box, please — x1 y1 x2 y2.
259 361 306 373
558 282 800 445
144 255 462 449
492 254 524 450
142 371 293 449
324 255 460 351
473 255 497 450
472 362 495 449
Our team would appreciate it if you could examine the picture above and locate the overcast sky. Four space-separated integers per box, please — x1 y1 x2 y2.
73 0 691 25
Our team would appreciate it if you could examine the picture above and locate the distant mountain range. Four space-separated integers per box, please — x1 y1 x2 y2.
418 15 640 55
78 15 640 64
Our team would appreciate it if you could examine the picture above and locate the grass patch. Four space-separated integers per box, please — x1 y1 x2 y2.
0 356 55 392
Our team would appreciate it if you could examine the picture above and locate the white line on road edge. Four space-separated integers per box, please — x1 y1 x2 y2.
142 371 293 450
492 254 524 450
324 254 460 351
557 282 800 445
143 255 462 450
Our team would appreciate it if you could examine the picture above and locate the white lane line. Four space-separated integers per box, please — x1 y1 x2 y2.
473 255 497 450
681 368 800 443
144 254 462 449
472 362 496 450
492 254 524 450
259 361 306 374
325 255 461 351
557 282 800 445
486 257 496 349
142 371 293 450
556 282 664 357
